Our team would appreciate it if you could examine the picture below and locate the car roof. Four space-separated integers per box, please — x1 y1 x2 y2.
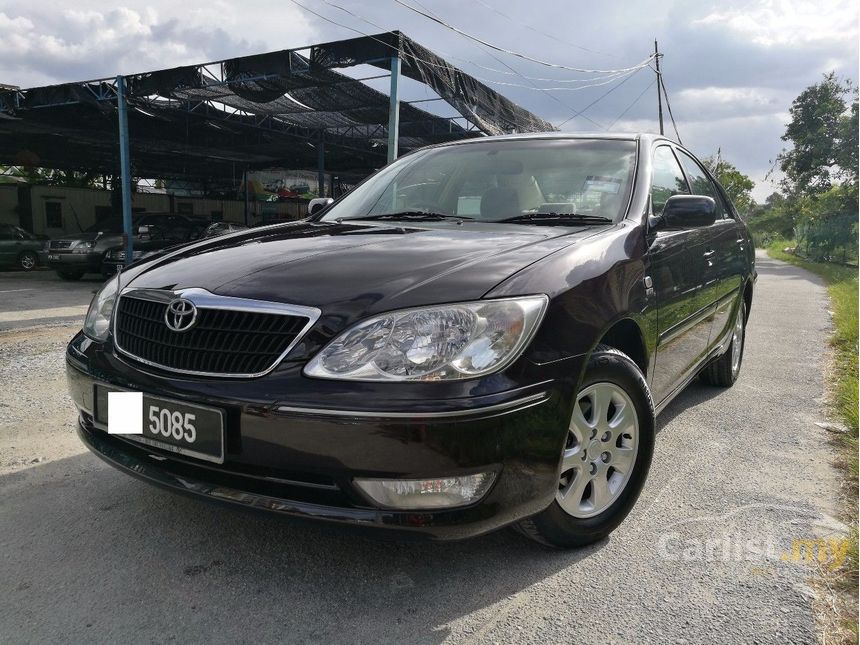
429 131 674 150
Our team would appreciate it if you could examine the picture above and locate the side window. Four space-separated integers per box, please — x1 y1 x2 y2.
650 146 689 214
164 216 192 240
677 151 726 219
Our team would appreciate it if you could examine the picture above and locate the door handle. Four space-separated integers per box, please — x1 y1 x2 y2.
702 249 716 258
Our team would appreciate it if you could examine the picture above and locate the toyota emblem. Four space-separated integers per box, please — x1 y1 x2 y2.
164 298 198 332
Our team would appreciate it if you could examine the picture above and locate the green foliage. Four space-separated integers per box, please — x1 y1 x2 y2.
746 193 794 246
785 186 860 263
0 165 100 188
702 153 755 216
750 73 859 265
777 72 859 198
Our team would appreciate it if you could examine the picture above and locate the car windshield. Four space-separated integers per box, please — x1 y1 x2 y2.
320 138 637 224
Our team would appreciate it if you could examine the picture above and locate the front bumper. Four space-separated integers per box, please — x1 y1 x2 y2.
47 251 102 272
101 259 122 276
67 332 581 540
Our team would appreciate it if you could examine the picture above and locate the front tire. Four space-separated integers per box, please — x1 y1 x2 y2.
516 345 655 548
18 251 38 271
700 300 746 387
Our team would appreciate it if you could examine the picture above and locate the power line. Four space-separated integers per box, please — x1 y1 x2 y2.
289 0 653 132
294 0 597 128
555 65 646 128
607 79 656 130
392 0 655 74
470 0 614 58
659 75 683 144
479 68 640 92
404 0 604 130
320 0 625 84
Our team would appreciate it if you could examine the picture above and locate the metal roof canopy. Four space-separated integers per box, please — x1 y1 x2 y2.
0 31 554 184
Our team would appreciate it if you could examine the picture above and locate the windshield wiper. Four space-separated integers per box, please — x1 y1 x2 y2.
494 212 614 225
354 211 473 222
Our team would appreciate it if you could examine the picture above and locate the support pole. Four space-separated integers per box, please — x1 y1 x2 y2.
116 75 133 266
317 135 325 197
654 40 664 136
243 167 250 226
387 56 401 164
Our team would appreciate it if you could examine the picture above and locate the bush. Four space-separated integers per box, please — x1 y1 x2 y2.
794 213 859 264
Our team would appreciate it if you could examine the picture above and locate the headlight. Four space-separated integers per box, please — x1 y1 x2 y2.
304 295 548 381
82 273 120 341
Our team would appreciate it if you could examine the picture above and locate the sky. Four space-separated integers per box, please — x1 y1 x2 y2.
0 0 857 201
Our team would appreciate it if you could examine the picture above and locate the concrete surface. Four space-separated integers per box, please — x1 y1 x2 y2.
0 270 101 331
0 252 842 644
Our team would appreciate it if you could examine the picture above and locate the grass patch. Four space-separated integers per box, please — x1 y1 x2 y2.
766 239 858 640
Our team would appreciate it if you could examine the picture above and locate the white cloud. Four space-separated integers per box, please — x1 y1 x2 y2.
0 2 317 85
673 86 789 119
694 0 859 47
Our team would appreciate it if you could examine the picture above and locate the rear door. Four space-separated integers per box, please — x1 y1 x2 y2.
0 225 17 265
646 145 714 404
675 150 744 350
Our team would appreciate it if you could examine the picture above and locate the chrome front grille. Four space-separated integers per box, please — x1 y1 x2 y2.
113 288 320 378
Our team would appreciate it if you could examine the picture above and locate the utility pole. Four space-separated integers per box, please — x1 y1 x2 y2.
116 75 134 267
654 40 664 136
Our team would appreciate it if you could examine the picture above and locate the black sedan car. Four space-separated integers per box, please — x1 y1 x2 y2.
67 134 755 547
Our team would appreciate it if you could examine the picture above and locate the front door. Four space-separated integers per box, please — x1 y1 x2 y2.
675 150 745 350
647 146 714 404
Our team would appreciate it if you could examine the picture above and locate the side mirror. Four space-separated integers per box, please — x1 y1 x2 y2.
308 197 334 216
654 195 716 230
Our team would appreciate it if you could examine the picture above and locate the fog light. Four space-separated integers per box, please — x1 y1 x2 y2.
354 472 496 510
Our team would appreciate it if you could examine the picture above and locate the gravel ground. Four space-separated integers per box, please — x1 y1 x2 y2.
0 325 82 472
0 252 845 644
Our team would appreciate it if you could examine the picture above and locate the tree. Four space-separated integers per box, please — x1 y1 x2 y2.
0 165 100 188
836 96 859 192
703 151 756 216
777 72 858 199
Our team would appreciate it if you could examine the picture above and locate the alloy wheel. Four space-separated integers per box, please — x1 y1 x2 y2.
19 253 36 270
557 382 639 518
731 303 745 377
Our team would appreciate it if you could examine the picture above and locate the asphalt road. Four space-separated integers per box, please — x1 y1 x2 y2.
0 253 844 644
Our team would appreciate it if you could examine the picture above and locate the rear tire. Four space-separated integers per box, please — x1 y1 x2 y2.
516 345 655 548
18 251 38 271
56 270 84 281
700 300 746 388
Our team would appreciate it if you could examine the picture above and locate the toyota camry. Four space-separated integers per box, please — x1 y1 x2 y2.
67 133 755 547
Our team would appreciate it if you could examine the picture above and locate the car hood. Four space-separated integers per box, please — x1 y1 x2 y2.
57 231 121 243
124 220 609 318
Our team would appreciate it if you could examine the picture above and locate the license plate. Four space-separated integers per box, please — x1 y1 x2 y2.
95 385 225 463
48 254 58 260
